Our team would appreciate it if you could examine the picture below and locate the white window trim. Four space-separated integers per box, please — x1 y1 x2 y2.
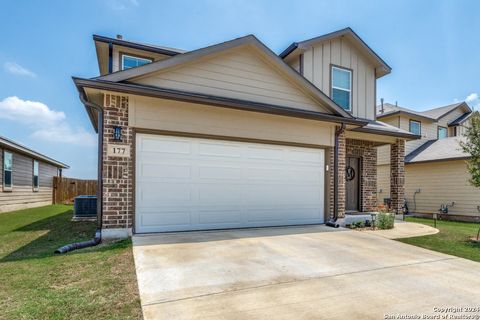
3 151 13 192
331 66 352 111
33 160 39 192
121 54 153 70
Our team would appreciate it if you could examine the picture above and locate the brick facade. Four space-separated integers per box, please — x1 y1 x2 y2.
101 94 134 230
390 139 405 213
345 139 378 212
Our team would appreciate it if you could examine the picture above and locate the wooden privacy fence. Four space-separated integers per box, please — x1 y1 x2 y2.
53 177 97 204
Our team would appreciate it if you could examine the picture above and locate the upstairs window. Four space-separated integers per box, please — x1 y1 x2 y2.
438 126 448 139
3 151 12 191
121 54 153 70
331 66 352 111
33 160 39 191
409 120 421 136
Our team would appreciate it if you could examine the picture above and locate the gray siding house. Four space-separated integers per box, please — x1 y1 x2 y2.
0 136 69 213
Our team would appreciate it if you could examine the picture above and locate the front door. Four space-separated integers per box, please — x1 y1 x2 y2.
345 157 360 212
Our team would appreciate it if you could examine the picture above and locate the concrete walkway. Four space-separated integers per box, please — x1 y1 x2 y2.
133 225 480 319
361 220 439 239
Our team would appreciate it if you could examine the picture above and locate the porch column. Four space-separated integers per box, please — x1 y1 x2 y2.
336 131 346 218
390 139 405 213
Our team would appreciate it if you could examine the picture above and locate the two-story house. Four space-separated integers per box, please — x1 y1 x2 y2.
376 102 479 220
73 28 419 238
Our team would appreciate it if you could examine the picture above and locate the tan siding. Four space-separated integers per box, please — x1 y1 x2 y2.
405 160 480 216
129 95 336 147
0 148 58 213
437 108 466 128
133 47 329 113
301 38 376 120
377 164 390 202
377 145 391 165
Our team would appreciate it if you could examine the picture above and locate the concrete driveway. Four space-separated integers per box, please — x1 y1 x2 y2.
132 226 480 319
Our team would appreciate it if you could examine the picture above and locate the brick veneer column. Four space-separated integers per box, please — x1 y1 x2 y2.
337 131 346 218
345 139 378 212
102 94 133 232
390 139 405 213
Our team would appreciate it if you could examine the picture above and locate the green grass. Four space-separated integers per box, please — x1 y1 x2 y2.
398 217 480 262
0 205 142 320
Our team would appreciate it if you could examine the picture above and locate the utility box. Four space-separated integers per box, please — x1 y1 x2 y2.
74 195 97 217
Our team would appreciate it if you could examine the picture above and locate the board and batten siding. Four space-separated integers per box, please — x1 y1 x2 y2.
291 37 376 120
405 160 480 217
128 95 336 147
132 47 330 114
0 147 59 213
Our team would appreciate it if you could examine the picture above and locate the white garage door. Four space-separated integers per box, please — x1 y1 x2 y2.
135 134 325 233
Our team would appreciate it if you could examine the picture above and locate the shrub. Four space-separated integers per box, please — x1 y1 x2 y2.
376 212 395 229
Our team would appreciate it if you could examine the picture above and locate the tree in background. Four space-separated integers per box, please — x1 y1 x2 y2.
460 111 480 241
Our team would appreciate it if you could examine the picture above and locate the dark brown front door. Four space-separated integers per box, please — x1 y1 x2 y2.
345 157 360 212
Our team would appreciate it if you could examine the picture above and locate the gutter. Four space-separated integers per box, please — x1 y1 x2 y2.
73 77 368 128
326 123 346 228
56 91 104 253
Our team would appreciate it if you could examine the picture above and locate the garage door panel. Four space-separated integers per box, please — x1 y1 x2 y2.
136 134 325 233
140 163 192 179
141 137 192 154
139 183 192 203
140 210 192 227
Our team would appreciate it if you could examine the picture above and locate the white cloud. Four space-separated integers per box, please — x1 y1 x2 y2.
464 93 480 111
4 62 37 77
0 96 96 146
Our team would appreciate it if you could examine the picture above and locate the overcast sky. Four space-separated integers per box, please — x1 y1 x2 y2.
1 0 479 178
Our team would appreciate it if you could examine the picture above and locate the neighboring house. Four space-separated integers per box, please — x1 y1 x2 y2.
74 28 419 238
0 136 69 213
376 102 480 220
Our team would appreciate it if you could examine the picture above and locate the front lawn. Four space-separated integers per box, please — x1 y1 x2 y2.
398 217 480 262
0 205 142 320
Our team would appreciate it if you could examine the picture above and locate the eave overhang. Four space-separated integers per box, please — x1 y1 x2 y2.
73 77 368 132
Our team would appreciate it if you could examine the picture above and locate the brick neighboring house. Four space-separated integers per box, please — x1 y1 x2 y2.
74 28 419 238
1 135 69 213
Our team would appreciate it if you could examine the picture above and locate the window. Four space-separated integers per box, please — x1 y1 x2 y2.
121 54 152 70
331 66 352 111
409 120 421 135
438 126 448 139
33 160 39 191
3 151 12 191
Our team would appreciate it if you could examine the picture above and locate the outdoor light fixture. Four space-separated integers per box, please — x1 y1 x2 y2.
370 213 377 230
113 126 122 141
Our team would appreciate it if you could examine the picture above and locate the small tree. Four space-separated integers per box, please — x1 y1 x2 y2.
460 111 480 241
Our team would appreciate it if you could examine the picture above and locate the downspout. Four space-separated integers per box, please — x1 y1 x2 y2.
55 93 104 254
326 123 346 228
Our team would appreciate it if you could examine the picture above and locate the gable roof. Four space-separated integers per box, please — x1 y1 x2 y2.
0 135 69 168
405 137 469 164
377 102 472 122
279 27 391 78
93 34 186 56
95 34 354 118
449 112 473 126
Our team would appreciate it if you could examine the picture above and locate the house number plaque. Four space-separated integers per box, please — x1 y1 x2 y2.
107 144 131 158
